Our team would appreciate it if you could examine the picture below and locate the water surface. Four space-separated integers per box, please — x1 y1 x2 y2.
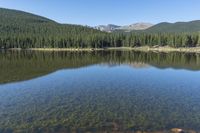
0 50 200 133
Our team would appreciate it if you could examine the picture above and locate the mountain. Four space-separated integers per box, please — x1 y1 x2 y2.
0 8 200 49
0 8 56 25
0 8 108 49
118 23 154 32
143 20 200 33
0 8 101 33
94 24 121 32
94 23 154 32
96 21 200 33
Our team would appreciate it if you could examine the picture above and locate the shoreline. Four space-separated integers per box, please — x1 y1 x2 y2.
131 46 200 53
4 46 200 53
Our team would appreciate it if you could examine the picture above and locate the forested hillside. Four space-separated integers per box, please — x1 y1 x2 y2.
145 20 200 33
0 8 200 48
0 8 109 49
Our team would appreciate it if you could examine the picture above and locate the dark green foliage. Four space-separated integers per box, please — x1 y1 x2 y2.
0 8 200 49
0 8 109 49
120 33 200 48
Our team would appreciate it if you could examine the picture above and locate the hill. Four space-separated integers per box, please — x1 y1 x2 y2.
0 8 101 34
0 8 110 49
142 20 200 33
0 8 55 24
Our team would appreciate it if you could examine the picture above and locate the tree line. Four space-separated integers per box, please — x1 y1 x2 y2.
1 32 200 49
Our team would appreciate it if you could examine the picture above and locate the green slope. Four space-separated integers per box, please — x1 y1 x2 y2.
138 20 200 33
0 8 56 34
0 8 109 49
0 8 101 35
0 8 55 23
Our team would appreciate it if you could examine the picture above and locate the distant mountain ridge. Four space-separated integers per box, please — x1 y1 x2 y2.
94 23 154 32
94 20 200 33
2 7 200 34
94 24 120 32
0 7 200 49
118 23 154 32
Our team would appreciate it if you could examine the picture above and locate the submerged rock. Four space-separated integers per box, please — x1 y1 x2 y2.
171 128 184 133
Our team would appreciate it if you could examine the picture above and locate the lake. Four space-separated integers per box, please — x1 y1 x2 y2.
0 50 200 133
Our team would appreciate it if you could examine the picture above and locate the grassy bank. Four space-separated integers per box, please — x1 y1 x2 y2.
28 48 103 51
132 46 200 53
6 46 200 53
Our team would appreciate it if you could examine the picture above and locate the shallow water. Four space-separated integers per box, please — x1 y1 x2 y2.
0 50 200 132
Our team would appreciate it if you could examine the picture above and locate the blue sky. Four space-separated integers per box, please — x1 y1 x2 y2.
0 0 200 26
